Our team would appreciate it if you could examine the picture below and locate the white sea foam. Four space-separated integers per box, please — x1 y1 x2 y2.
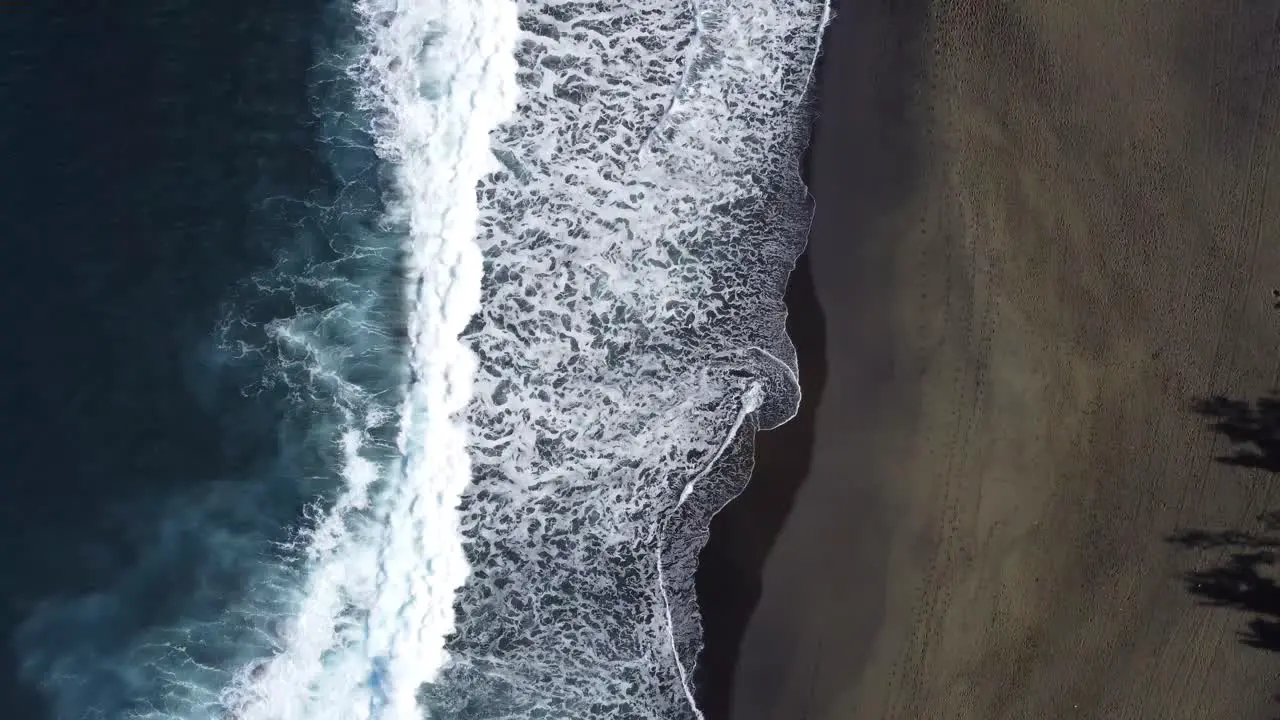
12 0 826 717
221 2 520 719
422 1 830 717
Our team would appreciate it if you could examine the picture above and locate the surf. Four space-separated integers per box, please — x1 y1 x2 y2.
14 2 518 719
11 0 827 717
220 2 520 718
423 1 830 717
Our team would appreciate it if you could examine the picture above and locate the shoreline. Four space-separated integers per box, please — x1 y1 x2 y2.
694 251 829 720
700 0 1280 717
694 0 930 715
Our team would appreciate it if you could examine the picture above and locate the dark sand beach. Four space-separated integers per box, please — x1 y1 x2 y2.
699 0 1280 718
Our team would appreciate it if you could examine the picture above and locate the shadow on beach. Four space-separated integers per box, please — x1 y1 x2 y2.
1167 393 1280 713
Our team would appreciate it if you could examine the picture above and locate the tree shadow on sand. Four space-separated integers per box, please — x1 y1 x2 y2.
1167 394 1280 713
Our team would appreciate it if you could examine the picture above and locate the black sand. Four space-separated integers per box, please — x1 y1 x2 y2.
699 0 1280 717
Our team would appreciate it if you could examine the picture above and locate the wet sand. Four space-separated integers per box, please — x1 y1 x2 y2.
698 0 1280 718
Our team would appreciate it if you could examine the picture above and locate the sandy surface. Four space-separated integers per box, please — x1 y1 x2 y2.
700 0 1280 718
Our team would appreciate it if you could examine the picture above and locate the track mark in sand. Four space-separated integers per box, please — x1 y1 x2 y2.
883 209 970 716
885 11 990 715
1168 20 1267 528
1178 612 1238 719
794 636 823 720
882 27 947 719
1167 28 1280 695
884 226 966 718
1170 3 1280 547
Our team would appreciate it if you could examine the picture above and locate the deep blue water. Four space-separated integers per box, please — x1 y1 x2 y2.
0 3 328 716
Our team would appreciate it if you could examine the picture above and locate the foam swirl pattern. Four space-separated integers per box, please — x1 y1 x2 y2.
7 0 826 717
421 1 831 717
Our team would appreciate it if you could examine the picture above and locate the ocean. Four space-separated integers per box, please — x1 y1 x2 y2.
0 1 828 718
